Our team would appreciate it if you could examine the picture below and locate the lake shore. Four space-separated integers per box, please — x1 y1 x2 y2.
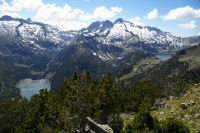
16 79 48 86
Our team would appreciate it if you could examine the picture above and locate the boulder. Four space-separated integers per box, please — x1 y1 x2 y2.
86 117 114 133
180 103 188 109
189 100 195 106
195 113 200 119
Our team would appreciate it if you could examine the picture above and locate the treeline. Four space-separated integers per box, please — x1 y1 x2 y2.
0 71 190 132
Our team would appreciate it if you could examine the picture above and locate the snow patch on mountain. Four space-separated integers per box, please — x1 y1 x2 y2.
0 16 78 51
82 18 198 52
0 16 199 60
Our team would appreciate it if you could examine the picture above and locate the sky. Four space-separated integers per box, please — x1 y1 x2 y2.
0 0 200 37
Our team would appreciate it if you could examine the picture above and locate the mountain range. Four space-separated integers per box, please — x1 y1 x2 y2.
1 15 200 57
0 15 200 99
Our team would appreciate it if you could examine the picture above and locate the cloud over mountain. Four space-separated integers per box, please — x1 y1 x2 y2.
178 20 196 29
145 9 158 20
162 6 200 20
0 0 122 31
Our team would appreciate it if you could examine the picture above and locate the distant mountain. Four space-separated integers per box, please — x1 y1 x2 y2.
0 15 78 51
81 18 199 54
1 15 199 55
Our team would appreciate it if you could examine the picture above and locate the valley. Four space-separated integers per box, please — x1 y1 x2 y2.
0 14 200 133
0 15 199 99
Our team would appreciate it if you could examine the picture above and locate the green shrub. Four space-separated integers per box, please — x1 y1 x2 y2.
108 114 124 133
163 117 190 133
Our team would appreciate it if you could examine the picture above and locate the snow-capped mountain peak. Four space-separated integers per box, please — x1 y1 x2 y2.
81 18 199 53
0 15 78 51
0 15 199 59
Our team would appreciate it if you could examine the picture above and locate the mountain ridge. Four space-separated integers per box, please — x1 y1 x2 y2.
1 15 199 56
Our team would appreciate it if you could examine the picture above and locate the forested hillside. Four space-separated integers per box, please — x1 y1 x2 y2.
0 71 193 133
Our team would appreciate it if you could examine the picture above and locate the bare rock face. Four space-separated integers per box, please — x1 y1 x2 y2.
189 100 195 106
180 100 196 109
194 113 200 119
86 117 114 133
180 103 189 109
154 98 167 109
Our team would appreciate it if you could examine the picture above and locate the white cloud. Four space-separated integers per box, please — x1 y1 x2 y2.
178 20 196 29
0 11 21 18
198 33 200 36
79 13 93 21
129 17 143 26
79 6 122 21
11 0 43 11
93 6 122 19
0 0 122 30
110 7 122 13
0 0 13 11
0 0 21 18
162 6 200 20
0 0 43 11
34 4 122 30
34 4 87 30
145 9 158 20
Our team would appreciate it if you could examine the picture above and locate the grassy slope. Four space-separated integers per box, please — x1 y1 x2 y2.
119 57 161 80
120 44 200 90
152 84 200 132
120 84 200 132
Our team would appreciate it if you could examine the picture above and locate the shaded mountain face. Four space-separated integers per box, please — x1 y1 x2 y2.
45 41 154 92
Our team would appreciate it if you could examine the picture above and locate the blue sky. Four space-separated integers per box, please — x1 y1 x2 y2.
0 0 200 37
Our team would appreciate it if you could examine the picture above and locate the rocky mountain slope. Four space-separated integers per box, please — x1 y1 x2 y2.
152 83 200 133
81 18 200 54
121 82 200 133
45 40 154 92
0 15 77 51
1 15 199 57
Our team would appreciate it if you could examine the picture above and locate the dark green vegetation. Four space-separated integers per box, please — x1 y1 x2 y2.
124 99 190 133
0 72 122 132
0 71 191 133
123 81 164 112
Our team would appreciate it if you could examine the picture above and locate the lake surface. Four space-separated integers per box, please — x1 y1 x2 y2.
16 79 50 100
157 55 171 61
